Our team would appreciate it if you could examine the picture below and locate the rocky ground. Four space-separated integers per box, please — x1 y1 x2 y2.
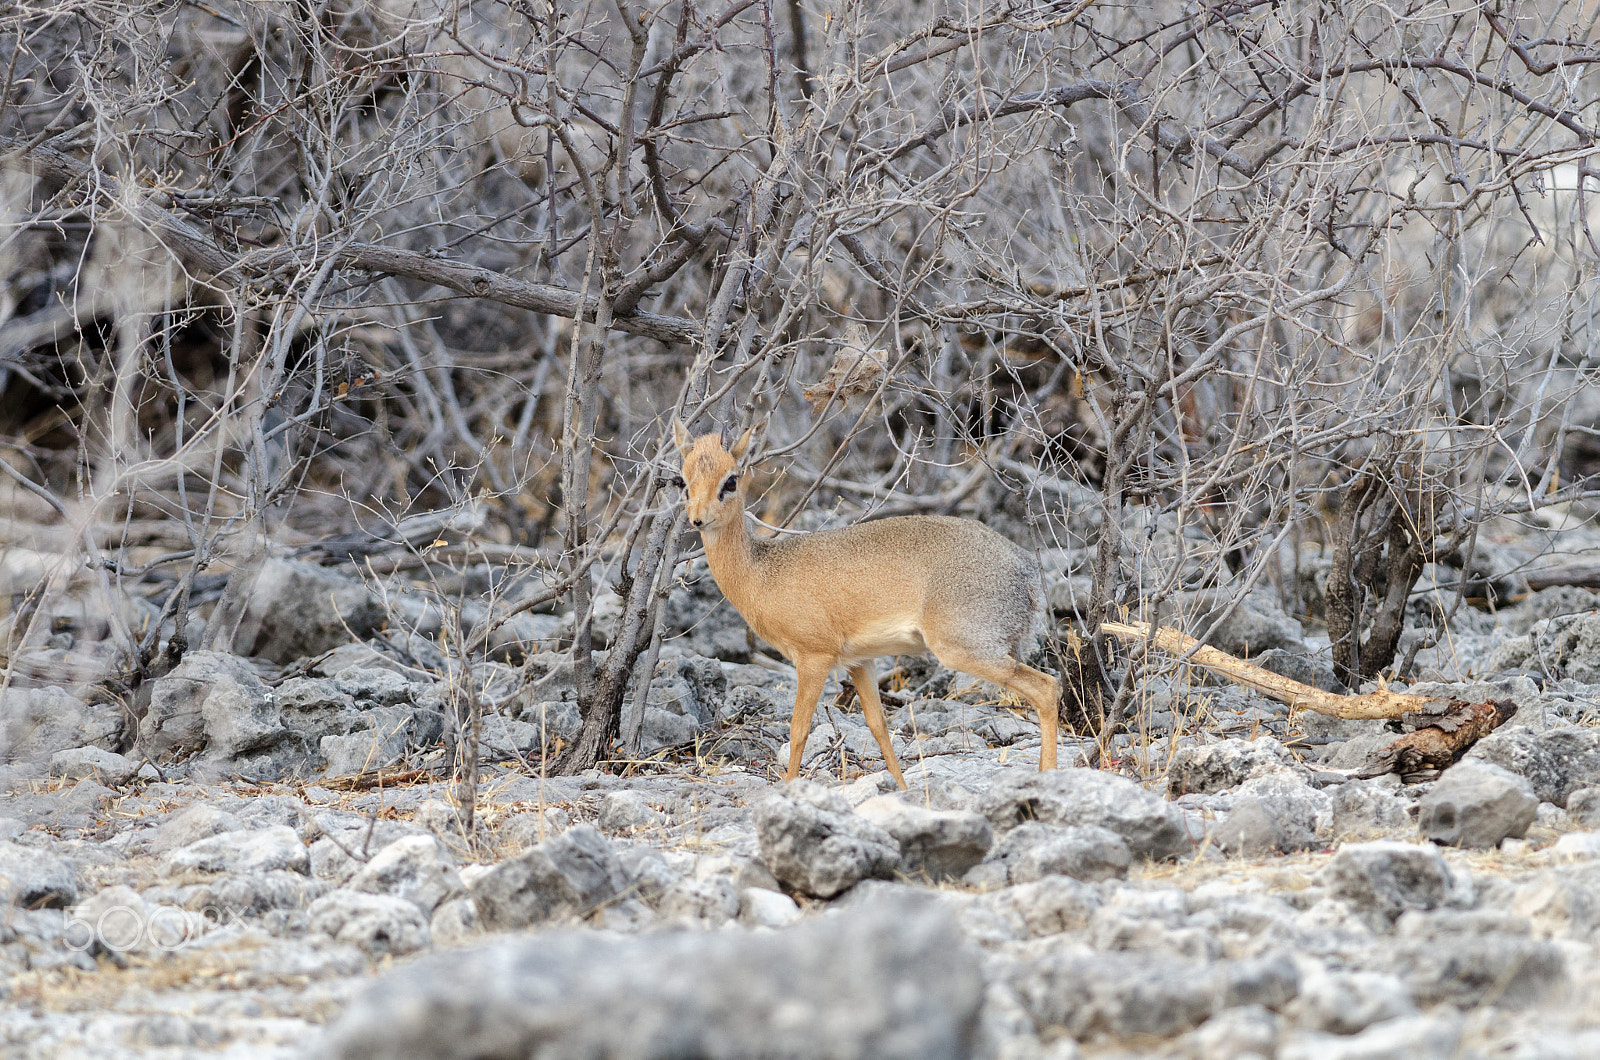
8 524 1600 1058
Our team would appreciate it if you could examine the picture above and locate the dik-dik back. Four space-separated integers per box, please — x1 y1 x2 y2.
673 423 1061 787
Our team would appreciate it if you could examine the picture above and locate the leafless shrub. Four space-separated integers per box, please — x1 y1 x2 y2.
4 0 1600 771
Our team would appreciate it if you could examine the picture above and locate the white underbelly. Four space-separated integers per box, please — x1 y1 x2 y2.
840 620 928 662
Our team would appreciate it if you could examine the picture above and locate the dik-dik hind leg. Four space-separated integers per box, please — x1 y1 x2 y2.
929 643 1062 770
783 655 832 783
848 663 907 790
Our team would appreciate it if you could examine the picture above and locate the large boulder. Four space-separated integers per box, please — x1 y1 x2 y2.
1417 760 1537 848
0 840 79 908
48 746 138 786
348 835 464 914
161 825 310 876
855 795 992 881
978 768 1192 861
320 893 983 1060
1465 724 1600 808
232 558 385 664
140 651 284 764
1167 737 1310 796
2 686 122 767
965 822 1131 887
1320 842 1464 929
1000 949 1298 1041
467 824 626 930
309 890 431 958
754 781 902 898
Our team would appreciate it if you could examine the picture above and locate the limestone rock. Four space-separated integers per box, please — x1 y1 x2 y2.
753 780 901 898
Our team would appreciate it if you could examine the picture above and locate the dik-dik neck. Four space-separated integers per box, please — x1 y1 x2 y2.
700 505 762 608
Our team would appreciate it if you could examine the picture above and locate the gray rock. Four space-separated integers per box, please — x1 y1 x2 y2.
348 835 463 914
320 892 983 1060
962 875 1102 943
1 685 121 766
1319 842 1461 928
1387 923 1565 1008
1214 795 1319 856
1285 963 1415 1035
599 791 667 833
1499 585 1600 637
1278 1015 1462 1060
309 890 430 958
430 897 479 945
233 558 385 664
754 780 902 898
321 725 409 777
1568 786 1600 828
162 825 310 876
1001 949 1298 1041
1465 723 1600 807
1167 736 1309 796
969 821 1130 886
662 557 755 662
656 877 739 925
1184 588 1306 657
140 651 284 764
1417 759 1536 848
855 795 992 880
69 885 208 957
468 824 626 930
150 803 241 854
1331 781 1412 836
639 708 699 753
979 768 1192 861
737 887 802 928
48 746 138 786
1179 1004 1279 1060
0 840 78 908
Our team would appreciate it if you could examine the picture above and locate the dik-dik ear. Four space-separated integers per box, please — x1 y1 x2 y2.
671 418 692 457
729 426 755 464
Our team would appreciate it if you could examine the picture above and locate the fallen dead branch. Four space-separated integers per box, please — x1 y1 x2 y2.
1522 562 1600 592
315 767 447 792
1101 620 1516 779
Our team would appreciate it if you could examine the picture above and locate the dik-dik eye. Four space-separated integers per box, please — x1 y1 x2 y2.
667 472 685 490
718 474 738 498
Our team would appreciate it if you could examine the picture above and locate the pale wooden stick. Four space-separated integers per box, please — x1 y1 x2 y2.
1101 620 1434 720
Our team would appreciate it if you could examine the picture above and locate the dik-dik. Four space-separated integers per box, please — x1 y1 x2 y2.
673 423 1060 789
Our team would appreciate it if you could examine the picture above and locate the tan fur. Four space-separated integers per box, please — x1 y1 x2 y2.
673 424 1060 788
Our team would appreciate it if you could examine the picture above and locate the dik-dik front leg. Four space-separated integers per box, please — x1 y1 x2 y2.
849 662 907 790
782 655 833 782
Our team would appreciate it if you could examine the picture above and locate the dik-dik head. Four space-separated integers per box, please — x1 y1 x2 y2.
672 421 753 534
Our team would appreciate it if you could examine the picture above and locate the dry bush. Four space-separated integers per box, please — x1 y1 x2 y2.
3 0 1600 772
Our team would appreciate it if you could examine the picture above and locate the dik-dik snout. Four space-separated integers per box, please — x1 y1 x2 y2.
671 420 1062 790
